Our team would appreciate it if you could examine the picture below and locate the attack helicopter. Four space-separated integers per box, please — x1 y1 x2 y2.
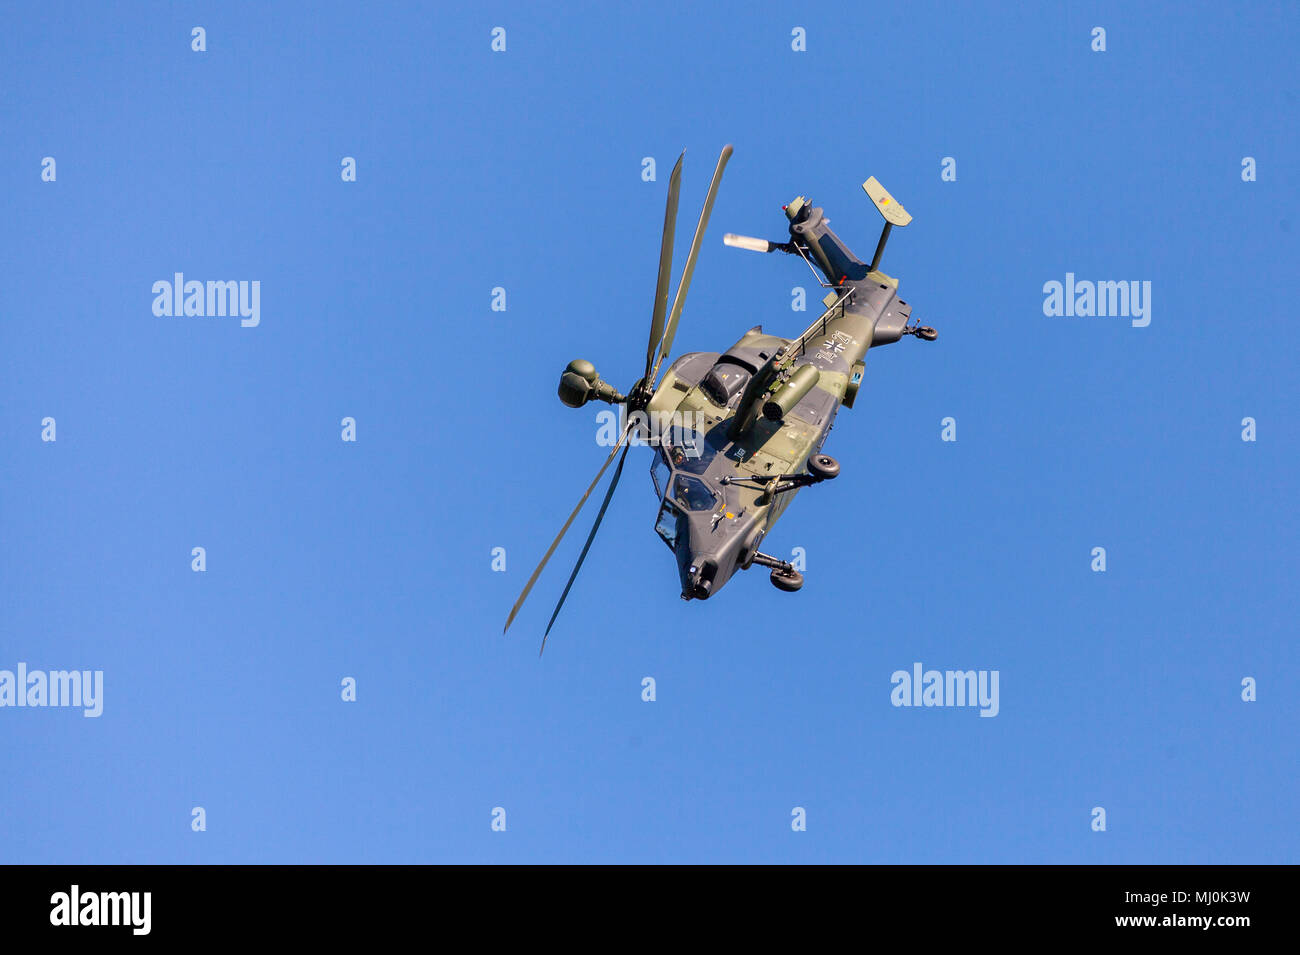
505 145 937 653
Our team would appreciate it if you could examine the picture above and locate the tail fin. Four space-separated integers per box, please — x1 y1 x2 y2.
784 196 870 285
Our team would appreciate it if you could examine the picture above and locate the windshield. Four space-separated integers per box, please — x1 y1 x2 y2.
654 501 678 548
671 473 719 512
664 429 716 475
650 443 721 551
652 453 670 498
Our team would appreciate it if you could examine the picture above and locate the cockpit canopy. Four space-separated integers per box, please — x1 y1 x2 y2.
700 361 751 407
671 473 718 511
652 450 719 513
651 443 721 550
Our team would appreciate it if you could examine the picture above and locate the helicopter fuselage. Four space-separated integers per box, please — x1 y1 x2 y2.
644 201 916 600
506 153 933 649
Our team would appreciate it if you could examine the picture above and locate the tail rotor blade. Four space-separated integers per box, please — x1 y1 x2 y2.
503 425 633 635
652 144 733 384
723 233 772 253
645 152 684 382
540 441 631 656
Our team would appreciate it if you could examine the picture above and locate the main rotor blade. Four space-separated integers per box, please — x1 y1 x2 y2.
503 425 632 635
540 441 631 656
651 143 733 384
645 151 685 382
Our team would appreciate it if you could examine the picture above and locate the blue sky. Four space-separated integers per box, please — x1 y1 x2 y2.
1 0 1295 863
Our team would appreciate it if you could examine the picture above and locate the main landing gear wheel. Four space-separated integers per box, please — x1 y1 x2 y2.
807 454 840 482
770 568 804 592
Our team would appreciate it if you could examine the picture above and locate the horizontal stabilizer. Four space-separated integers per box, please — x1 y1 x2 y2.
862 177 912 227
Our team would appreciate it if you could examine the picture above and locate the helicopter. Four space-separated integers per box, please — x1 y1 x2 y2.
505 145 937 653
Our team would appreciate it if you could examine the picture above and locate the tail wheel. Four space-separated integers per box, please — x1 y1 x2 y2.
770 569 804 592
808 454 840 482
